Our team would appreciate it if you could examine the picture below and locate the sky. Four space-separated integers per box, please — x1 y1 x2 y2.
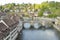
0 0 60 5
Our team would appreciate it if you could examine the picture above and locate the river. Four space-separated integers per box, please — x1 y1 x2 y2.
16 27 60 40
16 20 60 40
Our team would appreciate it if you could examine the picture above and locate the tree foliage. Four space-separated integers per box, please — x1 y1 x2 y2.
0 1 60 17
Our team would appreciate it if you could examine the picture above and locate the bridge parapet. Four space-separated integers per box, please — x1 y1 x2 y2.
54 17 60 31
22 17 55 28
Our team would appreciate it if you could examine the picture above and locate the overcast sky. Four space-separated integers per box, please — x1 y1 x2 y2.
0 0 60 5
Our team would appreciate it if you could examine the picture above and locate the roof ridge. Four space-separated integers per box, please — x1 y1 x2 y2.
0 20 9 28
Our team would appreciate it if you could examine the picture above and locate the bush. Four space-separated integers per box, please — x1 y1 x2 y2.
48 14 57 18
38 11 43 17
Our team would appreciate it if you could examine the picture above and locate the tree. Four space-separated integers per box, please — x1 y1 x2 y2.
48 14 57 18
38 10 43 17
0 6 4 12
54 9 60 16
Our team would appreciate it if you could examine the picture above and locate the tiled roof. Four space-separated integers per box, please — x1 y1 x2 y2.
0 12 6 17
13 14 19 23
0 23 9 40
4 14 19 24
0 14 19 39
0 23 8 31
3 19 15 26
2 14 19 31
0 31 4 40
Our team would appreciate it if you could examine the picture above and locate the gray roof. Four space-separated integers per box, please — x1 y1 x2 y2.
0 23 8 31
0 14 19 39
0 23 9 40
0 31 4 40
0 12 6 17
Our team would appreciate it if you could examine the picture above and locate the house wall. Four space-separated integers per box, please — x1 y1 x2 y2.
3 27 18 40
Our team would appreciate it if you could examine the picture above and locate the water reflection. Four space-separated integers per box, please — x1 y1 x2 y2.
24 23 41 29
22 29 60 40
33 23 40 29
16 22 60 40
24 23 31 29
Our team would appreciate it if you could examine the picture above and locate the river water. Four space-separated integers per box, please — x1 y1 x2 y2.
16 28 60 40
16 23 60 40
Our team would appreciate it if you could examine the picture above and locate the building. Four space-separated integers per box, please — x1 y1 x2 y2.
0 12 6 19
43 11 51 16
0 14 22 40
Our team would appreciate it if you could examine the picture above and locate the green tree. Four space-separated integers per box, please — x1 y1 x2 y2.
48 14 57 18
38 10 43 17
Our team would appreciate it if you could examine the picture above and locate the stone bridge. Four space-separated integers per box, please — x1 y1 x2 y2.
22 17 55 29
